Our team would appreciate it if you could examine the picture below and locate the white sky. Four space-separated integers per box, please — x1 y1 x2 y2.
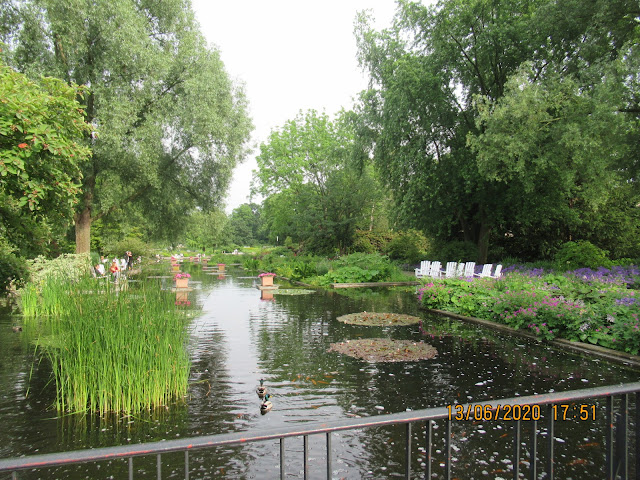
190 0 402 213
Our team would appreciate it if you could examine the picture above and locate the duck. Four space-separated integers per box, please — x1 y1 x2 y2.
256 378 267 398
260 394 272 414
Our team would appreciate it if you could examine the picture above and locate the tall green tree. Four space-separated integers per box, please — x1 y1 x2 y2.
355 0 640 261
227 203 264 246
254 109 383 253
1 0 253 253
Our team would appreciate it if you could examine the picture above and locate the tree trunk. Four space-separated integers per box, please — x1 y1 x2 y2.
476 223 491 264
75 207 92 253
75 175 95 254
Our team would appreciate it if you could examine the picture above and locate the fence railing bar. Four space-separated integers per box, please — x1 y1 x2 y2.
184 450 189 480
607 395 614 479
513 419 521 480
326 432 331 480
530 418 537 480
547 404 554 480
2 382 640 477
445 418 451 480
280 437 285 480
405 422 411 480
426 420 432 480
303 435 309 480
129 456 133 480
156 453 161 480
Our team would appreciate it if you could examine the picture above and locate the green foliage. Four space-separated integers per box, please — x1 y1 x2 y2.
106 237 150 260
25 253 91 288
554 241 612 270
432 240 479 263
384 230 428 263
22 276 191 414
2 0 253 252
355 0 640 263
255 110 386 254
0 238 29 291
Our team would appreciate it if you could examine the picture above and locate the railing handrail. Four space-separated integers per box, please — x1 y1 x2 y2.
2 381 639 473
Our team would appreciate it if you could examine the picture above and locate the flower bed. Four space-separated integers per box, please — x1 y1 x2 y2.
417 266 640 355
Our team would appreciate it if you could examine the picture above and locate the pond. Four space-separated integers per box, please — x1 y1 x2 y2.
0 263 638 479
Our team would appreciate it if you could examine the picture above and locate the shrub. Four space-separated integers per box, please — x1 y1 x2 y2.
385 230 428 264
0 250 29 292
554 240 612 270
106 237 150 260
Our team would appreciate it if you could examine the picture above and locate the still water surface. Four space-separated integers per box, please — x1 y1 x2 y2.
0 264 638 479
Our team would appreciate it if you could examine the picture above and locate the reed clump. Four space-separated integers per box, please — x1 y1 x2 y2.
23 275 191 415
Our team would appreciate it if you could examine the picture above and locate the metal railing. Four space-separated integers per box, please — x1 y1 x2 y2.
1 382 639 479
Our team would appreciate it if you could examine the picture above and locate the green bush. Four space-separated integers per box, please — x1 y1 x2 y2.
0 250 29 292
385 230 429 264
554 240 612 270
106 237 150 260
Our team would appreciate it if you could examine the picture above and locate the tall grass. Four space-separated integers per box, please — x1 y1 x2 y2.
23 276 191 415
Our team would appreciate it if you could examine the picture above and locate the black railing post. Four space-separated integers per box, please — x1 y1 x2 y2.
156 453 161 480
326 432 332 479
280 437 285 480
426 420 432 480
445 418 452 480
304 435 309 480
405 422 412 480
129 457 133 480
184 450 189 480
547 404 554 480
636 392 640 480
513 419 521 480
607 395 614 479
530 418 537 480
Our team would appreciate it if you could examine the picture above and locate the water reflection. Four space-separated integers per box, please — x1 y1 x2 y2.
0 267 638 478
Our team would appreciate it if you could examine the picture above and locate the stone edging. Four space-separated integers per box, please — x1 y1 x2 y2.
428 309 640 368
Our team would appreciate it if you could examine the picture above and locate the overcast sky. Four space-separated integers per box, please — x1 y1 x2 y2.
190 0 402 213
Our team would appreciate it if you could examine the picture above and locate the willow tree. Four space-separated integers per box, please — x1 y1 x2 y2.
1 0 253 252
354 0 639 261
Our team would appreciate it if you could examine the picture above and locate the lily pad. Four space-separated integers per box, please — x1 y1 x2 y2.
272 289 315 295
336 312 421 326
328 338 437 362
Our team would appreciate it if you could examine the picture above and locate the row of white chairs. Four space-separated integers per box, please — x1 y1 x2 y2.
415 261 502 279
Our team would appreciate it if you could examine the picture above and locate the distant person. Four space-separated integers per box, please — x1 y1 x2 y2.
126 251 134 269
95 263 106 276
109 260 120 280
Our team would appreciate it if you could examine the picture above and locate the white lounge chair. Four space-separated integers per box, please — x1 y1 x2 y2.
428 261 442 278
463 262 476 277
474 264 493 278
490 264 503 278
456 262 465 277
415 260 431 278
443 261 458 278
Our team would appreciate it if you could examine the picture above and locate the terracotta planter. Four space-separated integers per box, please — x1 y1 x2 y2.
171 264 180 272
217 263 226 272
175 277 189 289
261 275 274 287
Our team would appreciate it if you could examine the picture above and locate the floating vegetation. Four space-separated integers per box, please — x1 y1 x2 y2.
336 312 421 326
273 289 315 295
21 276 192 415
328 339 437 362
